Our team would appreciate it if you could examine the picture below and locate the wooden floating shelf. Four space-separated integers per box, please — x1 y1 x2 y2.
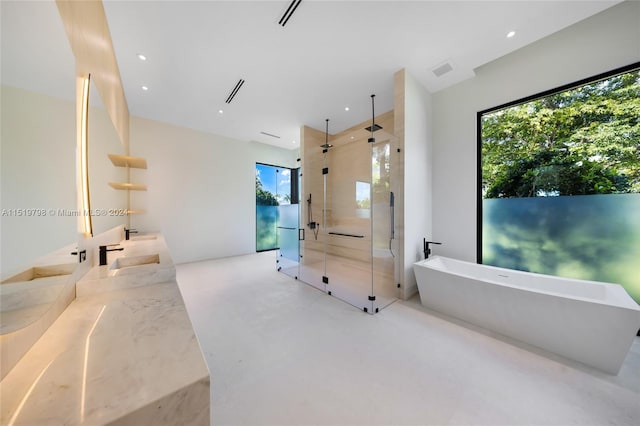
108 182 147 191
108 154 147 169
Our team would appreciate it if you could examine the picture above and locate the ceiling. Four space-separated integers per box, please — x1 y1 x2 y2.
1 1 76 104
2 1 622 150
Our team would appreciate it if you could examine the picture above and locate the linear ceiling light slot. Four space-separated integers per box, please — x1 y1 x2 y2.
225 79 245 103
260 131 281 139
279 0 302 27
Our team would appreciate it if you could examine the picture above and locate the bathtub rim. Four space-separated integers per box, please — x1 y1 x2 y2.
415 255 640 311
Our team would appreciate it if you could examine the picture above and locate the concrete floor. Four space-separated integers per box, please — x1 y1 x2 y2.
176 251 640 426
281 252 397 311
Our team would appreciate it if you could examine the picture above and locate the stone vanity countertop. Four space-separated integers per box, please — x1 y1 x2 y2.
76 234 176 298
0 235 210 425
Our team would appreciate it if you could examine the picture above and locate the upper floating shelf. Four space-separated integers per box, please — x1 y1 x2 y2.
108 182 147 191
108 154 147 169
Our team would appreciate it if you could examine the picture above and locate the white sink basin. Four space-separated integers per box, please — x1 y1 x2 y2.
2 263 76 284
108 254 160 271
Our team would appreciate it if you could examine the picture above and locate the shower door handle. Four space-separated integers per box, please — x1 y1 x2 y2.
299 228 305 241
390 191 395 239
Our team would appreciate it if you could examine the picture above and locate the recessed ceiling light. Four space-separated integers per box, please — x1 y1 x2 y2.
141 85 149 91
292 140 296 144
350 136 355 140
506 31 516 38
218 110 224 114
137 53 147 61
345 107 350 111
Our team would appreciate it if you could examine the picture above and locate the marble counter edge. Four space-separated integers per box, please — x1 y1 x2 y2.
1 233 210 425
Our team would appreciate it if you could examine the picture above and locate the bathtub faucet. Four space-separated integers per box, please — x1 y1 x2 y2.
423 239 442 259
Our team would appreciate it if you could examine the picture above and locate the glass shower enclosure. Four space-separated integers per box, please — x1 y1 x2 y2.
277 130 397 313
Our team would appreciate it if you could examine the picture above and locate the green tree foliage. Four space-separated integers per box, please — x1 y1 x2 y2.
256 177 279 206
482 70 640 198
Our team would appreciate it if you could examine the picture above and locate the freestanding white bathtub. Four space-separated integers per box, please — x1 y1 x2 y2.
413 256 640 374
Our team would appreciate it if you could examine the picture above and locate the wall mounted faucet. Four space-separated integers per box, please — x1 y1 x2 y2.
423 239 442 259
99 245 124 266
70 249 87 263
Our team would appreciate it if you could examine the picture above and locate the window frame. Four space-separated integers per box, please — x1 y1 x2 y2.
476 61 640 264
255 162 299 252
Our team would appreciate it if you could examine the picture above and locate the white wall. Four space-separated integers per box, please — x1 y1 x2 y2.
129 116 297 264
432 1 640 263
402 71 433 298
1 86 76 277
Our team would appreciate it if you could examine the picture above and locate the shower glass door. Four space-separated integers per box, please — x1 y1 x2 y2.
298 148 328 291
277 168 300 279
324 137 374 311
371 139 396 311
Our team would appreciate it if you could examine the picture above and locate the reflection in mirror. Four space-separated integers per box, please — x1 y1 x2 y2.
88 79 128 235
0 0 79 377
0 0 76 277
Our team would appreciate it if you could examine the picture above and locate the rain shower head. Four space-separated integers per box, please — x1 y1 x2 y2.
364 124 383 132
366 94 382 143
321 119 333 149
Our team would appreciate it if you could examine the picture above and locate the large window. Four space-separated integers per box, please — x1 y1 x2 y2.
256 163 296 252
478 62 640 304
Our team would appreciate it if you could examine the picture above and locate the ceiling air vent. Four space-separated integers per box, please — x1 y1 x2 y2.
432 62 453 78
225 79 245 104
279 0 302 27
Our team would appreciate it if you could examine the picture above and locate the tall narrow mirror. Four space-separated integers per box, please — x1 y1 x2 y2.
0 0 79 378
1 0 76 276
88 79 128 236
